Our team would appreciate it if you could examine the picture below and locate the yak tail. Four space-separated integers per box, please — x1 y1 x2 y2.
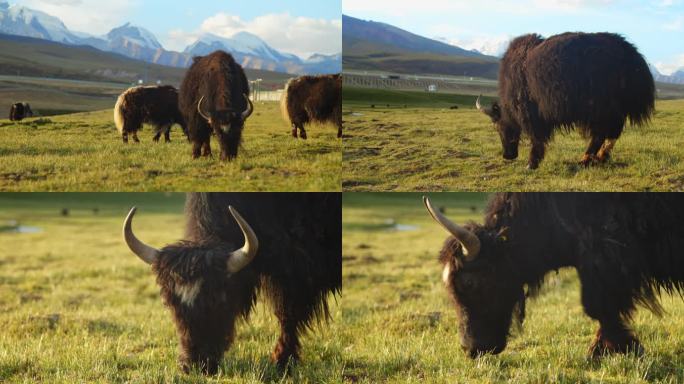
113 93 125 133
280 78 293 125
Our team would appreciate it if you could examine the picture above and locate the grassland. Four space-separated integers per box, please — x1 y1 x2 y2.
0 193 343 383
341 193 684 383
0 102 341 191
343 87 684 191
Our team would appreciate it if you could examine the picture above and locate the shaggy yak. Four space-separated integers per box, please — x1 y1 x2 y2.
179 51 253 160
280 74 342 139
123 192 341 374
475 33 655 169
113 85 186 143
423 193 684 359
9 102 33 121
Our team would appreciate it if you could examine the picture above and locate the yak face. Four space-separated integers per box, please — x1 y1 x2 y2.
197 95 254 161
441 234 525 358
475 96 520 161
495 118 521 160
123 206 259 375
154 243 258 374
424 197 525 358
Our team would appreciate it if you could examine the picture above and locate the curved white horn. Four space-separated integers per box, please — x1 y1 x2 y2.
226 206 259 273
423 196 481 261
475 94 494 117
123 207 160 265
241 94 254 120
196 96 211 122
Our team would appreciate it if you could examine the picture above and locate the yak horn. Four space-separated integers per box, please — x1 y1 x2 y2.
123 207 160 265
241 94 254 120
226 206 259 273
475 94 494 117
197 96 212 122
423 196 481 261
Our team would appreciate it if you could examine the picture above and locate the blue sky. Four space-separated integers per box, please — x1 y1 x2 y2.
15 0 341 58
343 0 684 74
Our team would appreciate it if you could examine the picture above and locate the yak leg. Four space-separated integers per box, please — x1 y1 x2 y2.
596 139 617 163
152 127 162 142
527 140 546 170
579 135 605 166
164 125 171 143
192 141 202 159
201 139 212 157
270 287 317 370
291 123 298 138
132 132 140 143
299 125 307 140
337 123 342 138
122 132 129 144
588 318 643 358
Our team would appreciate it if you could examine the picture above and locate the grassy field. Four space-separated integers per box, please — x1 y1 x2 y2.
0 102 341 191
0 194 344 383
342 87 684 191
341 193 684 383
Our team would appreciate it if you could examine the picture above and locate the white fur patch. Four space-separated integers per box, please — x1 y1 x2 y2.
442 263 451 284
175 279 203 306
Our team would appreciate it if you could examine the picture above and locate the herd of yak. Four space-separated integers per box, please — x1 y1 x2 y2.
113 51 342 160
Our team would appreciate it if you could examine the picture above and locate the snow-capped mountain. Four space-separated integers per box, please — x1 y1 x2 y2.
0 1 81 44
184 32 340 74
649 63 684 85
0 1 340 74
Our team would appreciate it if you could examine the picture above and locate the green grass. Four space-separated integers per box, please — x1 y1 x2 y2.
0 102 341 191
342 87 684 191
341 193 684 383
0 194 344 383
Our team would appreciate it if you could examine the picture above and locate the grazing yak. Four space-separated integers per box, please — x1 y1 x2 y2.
280 74 342 139
424 193 684 359
179 51 253 160
123 193 341 374
9 102 33 121
476 33 655 169
114 85 186 143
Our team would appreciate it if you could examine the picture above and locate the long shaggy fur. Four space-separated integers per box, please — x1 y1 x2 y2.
149 192 341 374
493 33 655 167
179 51 251 160
280 74 342 138
438 193 684 357
113 85 186 143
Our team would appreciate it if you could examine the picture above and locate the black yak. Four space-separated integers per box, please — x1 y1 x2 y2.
122 192 341 374
179 51 253 160
280 74 342 139
114 85 186 143
476 33 655 169
424 193 684 359
9 102 33 121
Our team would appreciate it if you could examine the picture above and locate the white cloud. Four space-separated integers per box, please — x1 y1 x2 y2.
663 15 684 30
165 13 341 59
655 53 684 75
17 0 137 35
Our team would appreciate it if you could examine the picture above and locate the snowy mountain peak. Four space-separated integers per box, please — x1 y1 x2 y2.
0 2 78 44
106 22 162 50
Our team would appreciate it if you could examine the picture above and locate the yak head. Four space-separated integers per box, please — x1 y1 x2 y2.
475 95 520 161
196 94 254 161
423 197 525 359
123 206 259 375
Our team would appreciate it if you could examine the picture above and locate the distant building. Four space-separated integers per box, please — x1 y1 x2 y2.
427 84 438 93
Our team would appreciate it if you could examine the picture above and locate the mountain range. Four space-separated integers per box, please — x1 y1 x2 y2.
343 14 684 84
0 1 340 75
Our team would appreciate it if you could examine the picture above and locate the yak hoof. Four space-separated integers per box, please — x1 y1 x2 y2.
526 162 538 170
579 154 599 167
291 128 298 138
588 335 644 359
300 131 307 140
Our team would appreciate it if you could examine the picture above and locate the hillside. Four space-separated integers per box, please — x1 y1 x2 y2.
0 34 293 115
343 15 499 78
